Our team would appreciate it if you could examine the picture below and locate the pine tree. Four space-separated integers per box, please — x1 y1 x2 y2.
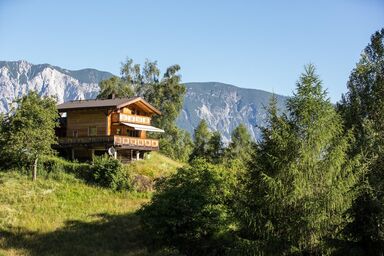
238 64 362 254
338 28 384 253
189 120 212 162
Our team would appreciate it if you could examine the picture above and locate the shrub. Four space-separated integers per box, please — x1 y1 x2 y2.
38 155 90 180
90 155 131 191
139 158 236 255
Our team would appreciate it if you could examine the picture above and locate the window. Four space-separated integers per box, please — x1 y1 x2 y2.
73 130 78 137
116 128 121 135
89 126 97 136
127 129 140 137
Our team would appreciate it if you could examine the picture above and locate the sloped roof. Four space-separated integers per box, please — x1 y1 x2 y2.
57 96 161 115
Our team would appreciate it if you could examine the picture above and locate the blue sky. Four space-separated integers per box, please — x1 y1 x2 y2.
0 0 383 102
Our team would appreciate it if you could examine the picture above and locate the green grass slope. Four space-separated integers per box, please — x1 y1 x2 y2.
129 152 184 179
0 153 183 256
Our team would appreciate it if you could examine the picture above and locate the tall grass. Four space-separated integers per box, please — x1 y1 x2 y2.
127 152 184 179
0 152 183 255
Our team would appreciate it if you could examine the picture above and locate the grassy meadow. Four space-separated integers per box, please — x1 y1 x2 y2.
0 152 182 256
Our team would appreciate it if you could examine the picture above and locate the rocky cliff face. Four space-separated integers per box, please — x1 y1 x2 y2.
178 82 286 142
0 60 112 112
0 60 287 142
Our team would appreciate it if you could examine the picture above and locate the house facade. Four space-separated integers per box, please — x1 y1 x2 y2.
56 97 164 162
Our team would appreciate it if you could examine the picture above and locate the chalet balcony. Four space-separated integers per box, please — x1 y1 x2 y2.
58 135 159 150
111 113 151 125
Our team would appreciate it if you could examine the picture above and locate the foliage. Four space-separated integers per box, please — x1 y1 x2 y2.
143 63 191 161
224 123 254 169
144 64 185 129
157 126 194 163
96 75 134 99
189 120 224 164
139 159 236 255
0 91 59 179
39 155 91 181
90 155 131 191
338 28 384 253
206 131 224 164
237 64 362 255
189 120 212 162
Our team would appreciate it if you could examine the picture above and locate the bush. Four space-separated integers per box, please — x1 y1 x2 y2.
139 159 236 255
38 155 90 180
90 155 131 191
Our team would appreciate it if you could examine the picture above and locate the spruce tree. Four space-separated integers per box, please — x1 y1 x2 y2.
238 64 362 254
225 123 253 165
189 120 212 162
338 28 384 253
206 131 224 164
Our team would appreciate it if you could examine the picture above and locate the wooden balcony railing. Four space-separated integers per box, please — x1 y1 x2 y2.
58 135 159 150
114 135 159 149
111 113 151 125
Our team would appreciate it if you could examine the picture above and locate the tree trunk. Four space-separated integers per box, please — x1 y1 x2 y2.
32 157 38 181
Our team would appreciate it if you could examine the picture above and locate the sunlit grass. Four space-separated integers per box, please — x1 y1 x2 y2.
127 151 185 179
0 152 182 255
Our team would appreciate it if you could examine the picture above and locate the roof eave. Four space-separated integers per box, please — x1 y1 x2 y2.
57 106 114 112
116 97 162 115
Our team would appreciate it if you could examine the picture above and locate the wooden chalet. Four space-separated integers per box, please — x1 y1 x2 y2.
56 96 164 162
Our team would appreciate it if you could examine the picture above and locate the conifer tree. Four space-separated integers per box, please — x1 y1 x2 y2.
206 131 224 164
189 120 212 162
238 64 362 254
338 28 384 253
225 123 253 168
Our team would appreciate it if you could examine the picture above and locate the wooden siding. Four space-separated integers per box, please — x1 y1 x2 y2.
67 109 108 137
107 111 111 135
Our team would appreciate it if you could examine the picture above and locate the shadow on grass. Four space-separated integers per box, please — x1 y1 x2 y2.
0 213 150 256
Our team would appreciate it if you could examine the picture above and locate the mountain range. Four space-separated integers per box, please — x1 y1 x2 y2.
0 60 287 142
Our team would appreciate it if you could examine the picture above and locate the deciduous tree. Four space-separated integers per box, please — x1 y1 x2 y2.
96 76 134 99
1 92 59 180
139 159 236 255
